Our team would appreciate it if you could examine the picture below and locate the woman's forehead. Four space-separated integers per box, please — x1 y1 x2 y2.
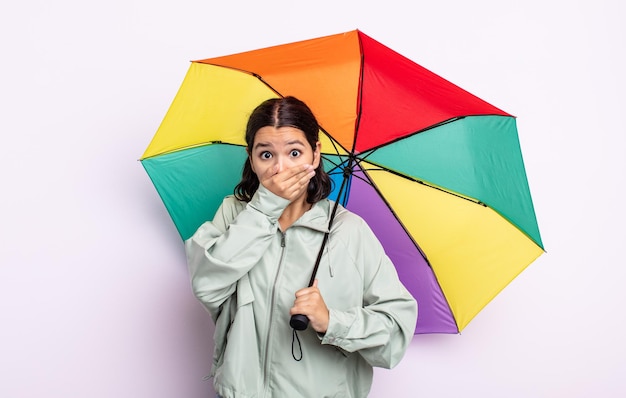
253 126 307 146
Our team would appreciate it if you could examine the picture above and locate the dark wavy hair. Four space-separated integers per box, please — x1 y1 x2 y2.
234 96 332 203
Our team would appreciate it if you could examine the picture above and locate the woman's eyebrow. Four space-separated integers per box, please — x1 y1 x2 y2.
253 140 305 149
253 142 272 150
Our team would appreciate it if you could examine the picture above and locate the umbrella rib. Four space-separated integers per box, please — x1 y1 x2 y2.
350 34 367 154
320 127 351 155
330 156 482 207
324 155 375 188
359 117 466 155
365 164 487 207
327 168 370 186
353 136 488 207
141 141 245 159
357 167 433 267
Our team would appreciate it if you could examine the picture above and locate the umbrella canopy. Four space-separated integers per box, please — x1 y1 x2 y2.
141 30 544 334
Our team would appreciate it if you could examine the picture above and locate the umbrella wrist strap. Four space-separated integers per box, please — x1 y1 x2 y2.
307 231 329 287
306 194 342 286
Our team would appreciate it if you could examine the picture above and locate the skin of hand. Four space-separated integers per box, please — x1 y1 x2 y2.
290 279 330 333
260 163 315 203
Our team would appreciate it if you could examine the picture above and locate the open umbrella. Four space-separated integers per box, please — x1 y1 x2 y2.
140 30 544 334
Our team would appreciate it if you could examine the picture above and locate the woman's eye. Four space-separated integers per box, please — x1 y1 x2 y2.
290 150 301 157
261 151 272 159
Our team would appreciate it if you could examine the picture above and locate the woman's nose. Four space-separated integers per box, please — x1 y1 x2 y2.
275 156 285 172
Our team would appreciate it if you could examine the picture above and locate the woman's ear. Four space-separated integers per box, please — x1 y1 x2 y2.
246 148 256 173
312 141 321 169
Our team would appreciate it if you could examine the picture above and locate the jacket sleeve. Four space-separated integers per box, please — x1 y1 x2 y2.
184 186 290 318
320 217 417 369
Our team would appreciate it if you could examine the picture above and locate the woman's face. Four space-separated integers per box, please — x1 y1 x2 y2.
249 126 321 180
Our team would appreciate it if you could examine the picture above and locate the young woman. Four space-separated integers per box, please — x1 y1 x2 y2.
185 96 417 398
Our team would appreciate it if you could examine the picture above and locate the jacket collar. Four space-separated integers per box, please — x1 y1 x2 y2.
291 199 337 233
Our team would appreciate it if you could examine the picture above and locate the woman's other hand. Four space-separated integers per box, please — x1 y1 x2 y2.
290 279 329 333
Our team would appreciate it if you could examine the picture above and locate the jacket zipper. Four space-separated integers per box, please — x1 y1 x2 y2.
262 230 287 396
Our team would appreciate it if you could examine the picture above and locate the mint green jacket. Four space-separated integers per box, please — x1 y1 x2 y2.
185 186 417 398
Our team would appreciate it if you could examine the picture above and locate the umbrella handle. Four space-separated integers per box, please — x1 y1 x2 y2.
289 314 309 331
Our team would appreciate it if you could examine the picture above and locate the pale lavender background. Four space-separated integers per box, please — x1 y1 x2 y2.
2 0 625 397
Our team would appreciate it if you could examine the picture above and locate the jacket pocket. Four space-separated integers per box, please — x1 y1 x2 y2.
236 274 255 307
211 274 254 376
212 274 256 375
212 295 235 373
